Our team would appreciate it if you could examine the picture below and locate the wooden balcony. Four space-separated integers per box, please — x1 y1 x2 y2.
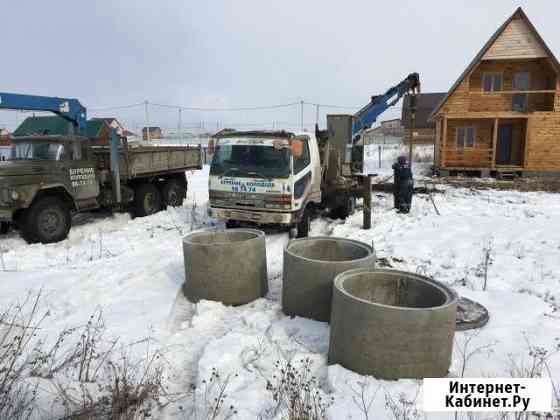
468 90 556 113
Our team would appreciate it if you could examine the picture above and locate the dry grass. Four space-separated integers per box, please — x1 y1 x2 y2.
265 358 333 420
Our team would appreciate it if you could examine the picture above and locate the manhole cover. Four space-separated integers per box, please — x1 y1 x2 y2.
456 297 489 331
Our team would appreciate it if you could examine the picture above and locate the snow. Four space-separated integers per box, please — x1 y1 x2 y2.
1 165 559 418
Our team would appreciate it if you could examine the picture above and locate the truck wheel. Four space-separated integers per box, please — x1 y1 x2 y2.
296 206 312 238
0 222 9 235
337 196 357 220
225 220 239 229
24 197 71 244
162 179 186 208
134 183 163 217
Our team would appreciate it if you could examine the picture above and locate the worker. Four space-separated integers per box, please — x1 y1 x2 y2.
392 155 413 213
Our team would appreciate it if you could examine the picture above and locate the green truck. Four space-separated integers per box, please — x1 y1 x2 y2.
0 135 202 243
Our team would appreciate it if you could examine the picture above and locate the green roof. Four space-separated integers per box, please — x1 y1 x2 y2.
85 119 104 138
14 116 69 136
14 116 105 138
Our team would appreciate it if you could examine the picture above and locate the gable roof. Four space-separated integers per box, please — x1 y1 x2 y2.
431 7 560 118
14 116 108 138
122 129 137 137
14 116 70 136
402 93 446 129
85 119 106 138
91 117 123 128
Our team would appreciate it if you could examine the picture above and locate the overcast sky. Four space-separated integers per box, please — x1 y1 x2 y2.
1 0 559 132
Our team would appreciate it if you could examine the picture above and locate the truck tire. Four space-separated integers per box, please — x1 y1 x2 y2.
296 206 312 238
133 183 163 217
225 220 240 229
23 197 71 244
335 196 356 220
162 178 186 208
0 222 9 235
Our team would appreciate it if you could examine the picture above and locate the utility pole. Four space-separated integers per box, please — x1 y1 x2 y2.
144 100 150 142
315 104 320 127
362 175 373 229
408 94 417 165
177 108 183 143
300 100 304 132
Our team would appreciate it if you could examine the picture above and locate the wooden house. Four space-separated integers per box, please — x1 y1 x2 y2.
431 8 560 177
142 126 163 141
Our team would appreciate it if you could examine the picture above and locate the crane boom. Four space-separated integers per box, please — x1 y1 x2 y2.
351 72 420 142
0 92 87 133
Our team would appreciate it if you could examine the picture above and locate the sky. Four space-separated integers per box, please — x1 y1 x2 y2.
1 0 559 133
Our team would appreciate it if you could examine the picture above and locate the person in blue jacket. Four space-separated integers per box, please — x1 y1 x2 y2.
392 156 414 213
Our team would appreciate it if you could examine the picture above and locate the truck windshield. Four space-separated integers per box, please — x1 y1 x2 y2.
210 144 291 178
10 142 65 161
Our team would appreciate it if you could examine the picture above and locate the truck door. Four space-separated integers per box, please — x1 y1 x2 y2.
292 138 312 208
65 139 100 201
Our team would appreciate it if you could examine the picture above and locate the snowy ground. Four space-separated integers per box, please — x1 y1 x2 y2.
1 166 559 419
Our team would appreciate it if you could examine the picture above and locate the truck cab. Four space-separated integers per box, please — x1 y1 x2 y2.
208 131 322 237
0 135 100 242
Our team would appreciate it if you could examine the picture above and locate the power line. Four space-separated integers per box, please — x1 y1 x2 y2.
303 101 361 110
86 100 367 113
149 101 300 112
89 102 145 112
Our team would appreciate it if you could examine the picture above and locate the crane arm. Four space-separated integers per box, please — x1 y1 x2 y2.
351 72 420 142
0 92 87 133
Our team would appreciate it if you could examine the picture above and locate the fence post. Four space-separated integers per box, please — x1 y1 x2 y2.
363 175 373 230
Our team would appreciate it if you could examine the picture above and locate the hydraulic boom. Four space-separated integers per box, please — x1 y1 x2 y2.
351 72 420 143
0 92 87 133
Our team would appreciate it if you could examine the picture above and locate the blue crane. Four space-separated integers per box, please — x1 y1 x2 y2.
0 92 87 133
351 72 420 143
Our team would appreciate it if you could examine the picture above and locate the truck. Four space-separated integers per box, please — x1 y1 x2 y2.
0 92 202 243
208 73 420 237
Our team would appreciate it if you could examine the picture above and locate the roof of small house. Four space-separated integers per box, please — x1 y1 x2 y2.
123 129 137 137
402 93 446 129
430 7 560 119
14 116 107 138
91 117 123 127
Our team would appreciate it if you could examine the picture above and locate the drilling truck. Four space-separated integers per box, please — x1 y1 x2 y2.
208 74 420 237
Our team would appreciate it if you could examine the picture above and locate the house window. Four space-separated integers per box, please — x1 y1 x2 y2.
512 72 530 112
456 127 475 148
482 73 503 92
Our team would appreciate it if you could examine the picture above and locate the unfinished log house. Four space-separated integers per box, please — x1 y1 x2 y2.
431 8 560 177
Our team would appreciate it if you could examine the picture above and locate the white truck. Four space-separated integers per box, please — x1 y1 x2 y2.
208 129 356 238
208 74 421 237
